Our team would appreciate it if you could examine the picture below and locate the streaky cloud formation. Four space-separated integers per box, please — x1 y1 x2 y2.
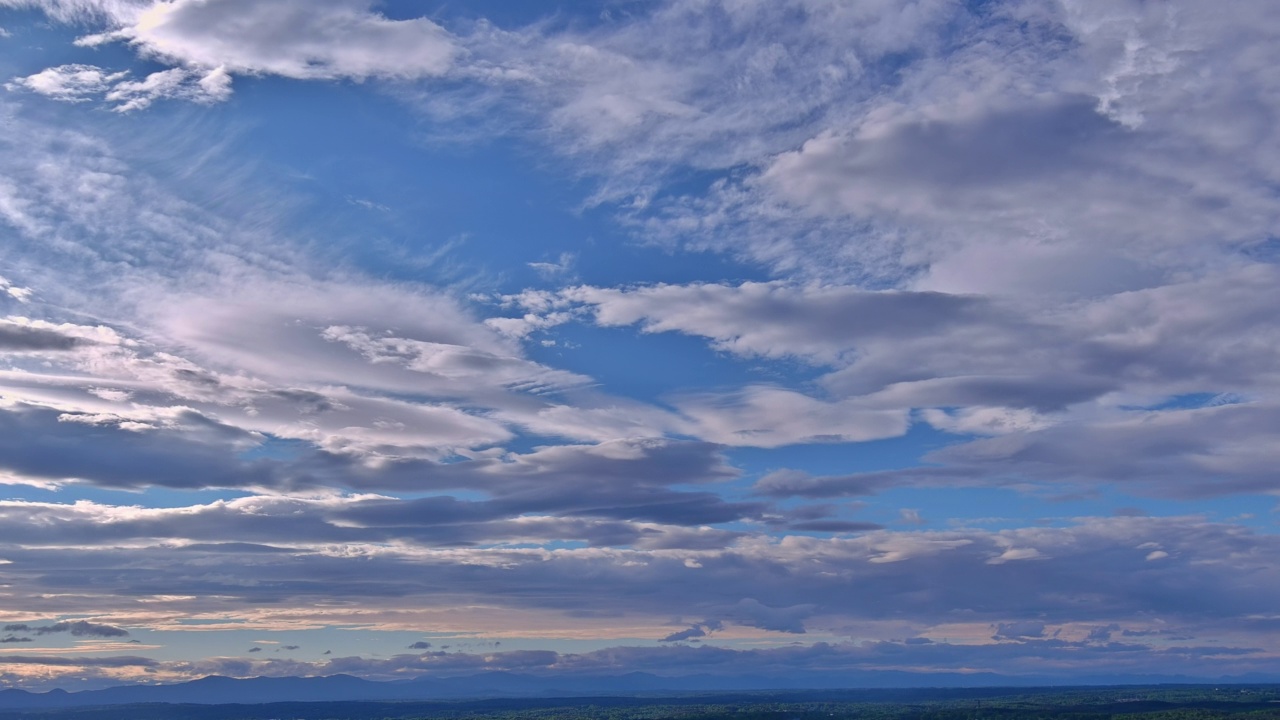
0 0 1277 693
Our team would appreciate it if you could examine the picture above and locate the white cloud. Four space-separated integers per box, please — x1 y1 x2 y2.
103 66 230 111
87 0 457 81
0 276 33 303
7 0 457 108
5 64 128 101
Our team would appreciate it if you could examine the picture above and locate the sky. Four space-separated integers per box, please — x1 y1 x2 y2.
0 0 1278 693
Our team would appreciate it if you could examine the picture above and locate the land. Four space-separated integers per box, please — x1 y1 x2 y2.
2 685 1279 720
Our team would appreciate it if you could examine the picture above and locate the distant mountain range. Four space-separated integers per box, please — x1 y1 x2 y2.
3 670 1279 709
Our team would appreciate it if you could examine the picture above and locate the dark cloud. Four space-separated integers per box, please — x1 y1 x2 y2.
0 655 155 667
1086 624 1121 643
788 520 882 533
661 620 721 643
146 636 1280 684
2 514 1279 638
0 324 88 352
407 642 432 650
2 621 128 638
660 626 707 642
0 404 279 491
993 621 1046 640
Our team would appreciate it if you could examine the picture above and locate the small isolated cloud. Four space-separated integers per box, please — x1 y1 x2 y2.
0 277 32 303
527 253 576 279
0 636 32 644
247 646 261 653
660 619 722 643
407 641 432 650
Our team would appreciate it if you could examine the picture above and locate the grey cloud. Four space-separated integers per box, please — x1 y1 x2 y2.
1086 624 1120 643
993 621 1046 640
132 636 1280 684
0 515 1277 655
754 468 920 499
631 0 1280 287
0 404 281 491
2 621 128 637
560 282 982 365
0 655 154 667
0 323 87 351
407 641 432 650
0 636 32 643
755 402 1280 501
554 266 1280 413
926 401 1280 498
0 403 756 527
721 599 814 634
449 0 963 195
787 520 883 533
661 619 723 643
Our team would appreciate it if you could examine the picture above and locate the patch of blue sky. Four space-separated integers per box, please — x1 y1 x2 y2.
524 322 820 407
221 79 772 295
1123 392 1247 412
0 482 252 508
237 436 311 462
1239 236 1280 263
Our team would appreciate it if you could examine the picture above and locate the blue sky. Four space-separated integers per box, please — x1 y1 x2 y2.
0 0 1279 691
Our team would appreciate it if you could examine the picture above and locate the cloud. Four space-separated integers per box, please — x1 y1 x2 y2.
2 621 129 637
626 0 1280 287
527 253 575 280
8 0 458 109
5 64 128 101
407 641 431 650
673 386 908 448
0 320 93 351
0 655 155 667
660 619 722 643
993 621 1046 641
4 508 1274 639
